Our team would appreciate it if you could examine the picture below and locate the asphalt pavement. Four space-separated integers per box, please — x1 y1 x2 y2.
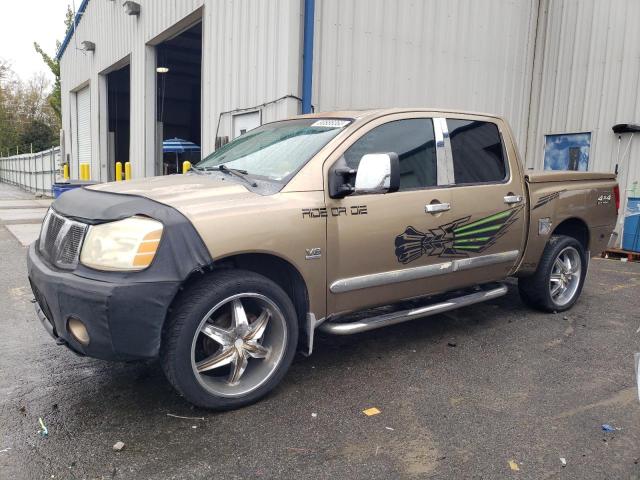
1 184 640 479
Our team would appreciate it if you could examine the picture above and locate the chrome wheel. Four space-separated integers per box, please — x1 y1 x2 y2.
549 246 582 307
190 293 287 398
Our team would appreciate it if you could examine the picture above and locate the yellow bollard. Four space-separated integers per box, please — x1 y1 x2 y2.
63 163 69 180
124 162 131 180
115 162 123 181
182 161 192 174
83 163 91 180
79 163 87 180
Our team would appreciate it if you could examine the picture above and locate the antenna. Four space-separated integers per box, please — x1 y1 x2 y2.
72 0 87 56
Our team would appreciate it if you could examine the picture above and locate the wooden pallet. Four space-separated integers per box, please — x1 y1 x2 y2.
602 247 640 262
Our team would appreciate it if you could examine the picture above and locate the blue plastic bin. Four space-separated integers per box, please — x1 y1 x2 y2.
622 197 640 253
52 181 98 199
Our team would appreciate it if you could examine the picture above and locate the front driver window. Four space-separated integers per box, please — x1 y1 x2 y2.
343 118 437 190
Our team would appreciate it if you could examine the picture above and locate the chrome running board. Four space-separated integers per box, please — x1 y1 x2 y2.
318 283 508 335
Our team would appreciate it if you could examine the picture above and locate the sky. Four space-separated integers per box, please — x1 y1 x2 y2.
0 0 71 82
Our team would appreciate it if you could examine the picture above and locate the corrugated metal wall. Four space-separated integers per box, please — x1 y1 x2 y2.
60 0 205 180
311 0 539 150
60 0 301 180
201 0 302 153
59 0 639 218
527 0 640 219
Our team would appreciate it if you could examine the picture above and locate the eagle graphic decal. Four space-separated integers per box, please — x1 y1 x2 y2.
394 206 523 264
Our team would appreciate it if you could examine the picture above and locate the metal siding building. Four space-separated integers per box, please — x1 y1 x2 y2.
59 0 639 225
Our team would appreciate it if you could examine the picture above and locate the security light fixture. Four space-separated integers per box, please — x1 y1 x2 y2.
80 41 95 52
123 1 140 16
156 67 170 73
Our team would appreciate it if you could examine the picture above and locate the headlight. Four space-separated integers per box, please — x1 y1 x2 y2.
80 216 163 271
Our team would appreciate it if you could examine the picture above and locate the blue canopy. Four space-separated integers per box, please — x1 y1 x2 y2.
163 138 201 153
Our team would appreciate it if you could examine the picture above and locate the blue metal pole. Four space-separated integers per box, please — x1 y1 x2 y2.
301 0 315 114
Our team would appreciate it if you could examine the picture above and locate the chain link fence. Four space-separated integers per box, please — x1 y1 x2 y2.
0 147 62 197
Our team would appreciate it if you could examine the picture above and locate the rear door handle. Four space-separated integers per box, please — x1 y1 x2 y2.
425 202 451 213
504 195 523 204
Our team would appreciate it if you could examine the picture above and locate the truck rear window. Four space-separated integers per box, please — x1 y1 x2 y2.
448 119 507 184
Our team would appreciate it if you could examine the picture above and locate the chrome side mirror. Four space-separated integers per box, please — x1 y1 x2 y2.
354 153 400 195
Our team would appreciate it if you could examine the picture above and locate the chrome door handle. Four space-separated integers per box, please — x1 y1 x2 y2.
425 202 451 213
504 195 522 204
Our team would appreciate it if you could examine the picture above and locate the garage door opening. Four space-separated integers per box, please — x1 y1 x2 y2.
107 64 130 180
156 22 202 175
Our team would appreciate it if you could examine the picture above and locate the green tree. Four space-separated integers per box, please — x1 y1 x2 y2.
33 43 61 121
19 119 57 152
0 59 20 155
33 4 73 124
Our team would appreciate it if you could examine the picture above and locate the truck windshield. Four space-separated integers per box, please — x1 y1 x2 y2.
195 118 351 181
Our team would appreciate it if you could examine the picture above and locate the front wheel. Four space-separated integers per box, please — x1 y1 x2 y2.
518 235 587 312
161 270 298 409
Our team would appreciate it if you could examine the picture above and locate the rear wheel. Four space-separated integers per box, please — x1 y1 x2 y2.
518 235 587 312
161 270 298 409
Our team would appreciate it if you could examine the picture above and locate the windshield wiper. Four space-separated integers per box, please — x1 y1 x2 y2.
215 164 257 187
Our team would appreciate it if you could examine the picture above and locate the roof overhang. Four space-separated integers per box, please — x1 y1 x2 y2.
55 0 91 61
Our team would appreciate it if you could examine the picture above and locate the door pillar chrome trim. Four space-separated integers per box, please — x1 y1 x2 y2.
434 117 455 185
329 250 520 294
434 117 449 186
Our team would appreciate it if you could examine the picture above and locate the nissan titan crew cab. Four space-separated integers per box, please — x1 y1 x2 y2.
28 109 619 409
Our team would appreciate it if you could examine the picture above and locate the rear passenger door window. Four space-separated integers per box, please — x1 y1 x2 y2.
448 119 507 184
343 118 437 190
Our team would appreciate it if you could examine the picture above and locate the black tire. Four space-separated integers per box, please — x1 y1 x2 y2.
518 235 588 313
160 269 298 410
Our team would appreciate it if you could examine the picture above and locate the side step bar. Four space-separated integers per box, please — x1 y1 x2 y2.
318 283 508 335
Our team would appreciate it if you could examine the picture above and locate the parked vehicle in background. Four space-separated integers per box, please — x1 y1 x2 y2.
28 109 619 409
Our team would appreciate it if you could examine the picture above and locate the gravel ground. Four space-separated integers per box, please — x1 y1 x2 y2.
1 223 639 479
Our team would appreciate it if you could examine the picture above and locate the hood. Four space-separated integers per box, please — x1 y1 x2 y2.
88 174 257 210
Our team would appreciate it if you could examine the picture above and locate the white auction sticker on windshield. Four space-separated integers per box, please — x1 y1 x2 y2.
311 120 350 128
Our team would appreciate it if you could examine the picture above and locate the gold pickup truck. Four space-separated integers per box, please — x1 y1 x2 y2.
28 109 619 409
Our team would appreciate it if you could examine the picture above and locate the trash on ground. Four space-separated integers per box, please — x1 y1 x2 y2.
0 447 11 454
113 441 125 451
508 460 520 471
447 342 457 348
602 423 618 432
311 412 317 418
166 413 205 420
385 426 394 431
560 457 567 467
38 417 48 437
362 407 381 416
191 425 197 429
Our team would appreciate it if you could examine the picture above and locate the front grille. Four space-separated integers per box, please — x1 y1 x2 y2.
39 209 87 269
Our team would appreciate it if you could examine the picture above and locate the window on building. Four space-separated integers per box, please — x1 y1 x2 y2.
448 119 507 184
343 118 437 190
544 133 590 171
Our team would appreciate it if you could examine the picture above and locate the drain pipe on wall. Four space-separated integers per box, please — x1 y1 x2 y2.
301 0 315 114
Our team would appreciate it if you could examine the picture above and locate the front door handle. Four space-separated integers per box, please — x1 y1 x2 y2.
425 202 451 213
504 195 523 204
